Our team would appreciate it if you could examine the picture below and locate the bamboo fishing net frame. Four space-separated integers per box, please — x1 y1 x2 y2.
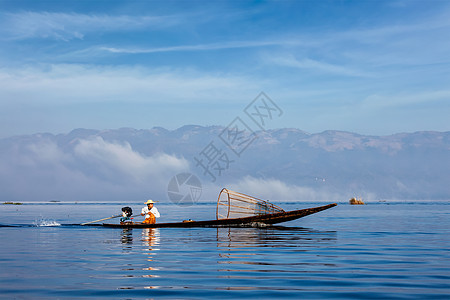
216 188 285 220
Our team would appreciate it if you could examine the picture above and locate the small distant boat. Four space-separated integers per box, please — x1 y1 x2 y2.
349 197 364 205
96 188 337 228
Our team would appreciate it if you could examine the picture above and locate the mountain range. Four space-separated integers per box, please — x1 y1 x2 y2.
1 126 449 202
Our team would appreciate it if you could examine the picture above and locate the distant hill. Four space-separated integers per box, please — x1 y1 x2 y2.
0 126 449 202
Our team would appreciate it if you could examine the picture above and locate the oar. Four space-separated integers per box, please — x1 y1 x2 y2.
81 214 122 225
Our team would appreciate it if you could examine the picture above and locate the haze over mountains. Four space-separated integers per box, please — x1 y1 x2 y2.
1 126 449 202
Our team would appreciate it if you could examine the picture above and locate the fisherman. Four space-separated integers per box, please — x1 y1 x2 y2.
141 200 160 224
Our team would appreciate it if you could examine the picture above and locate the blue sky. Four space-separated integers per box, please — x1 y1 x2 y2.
0 0 449 138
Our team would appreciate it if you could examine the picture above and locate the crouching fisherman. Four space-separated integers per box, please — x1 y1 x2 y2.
120 207 134 225
141 200 160 224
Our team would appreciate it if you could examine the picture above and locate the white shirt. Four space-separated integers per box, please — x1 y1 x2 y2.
141 206 160 219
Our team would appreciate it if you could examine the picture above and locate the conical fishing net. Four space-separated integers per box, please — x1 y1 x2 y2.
216 188 285 220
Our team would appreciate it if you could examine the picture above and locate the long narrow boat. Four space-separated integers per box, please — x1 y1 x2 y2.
101 203 337 228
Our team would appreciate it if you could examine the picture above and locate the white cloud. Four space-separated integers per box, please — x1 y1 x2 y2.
0 136 189 202
0 64 260 106
361 90 450 110
25 139 72 167
0 12 180 41
74 136 188 182
260 13 450 75
267 54 373 77
100 40 285 54
227 176 344 202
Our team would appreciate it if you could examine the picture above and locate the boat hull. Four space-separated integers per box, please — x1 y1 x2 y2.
101 203 337 228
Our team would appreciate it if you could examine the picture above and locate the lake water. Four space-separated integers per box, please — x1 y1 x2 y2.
0 201 449 299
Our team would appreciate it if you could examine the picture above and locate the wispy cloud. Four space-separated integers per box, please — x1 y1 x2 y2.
1 3 449 137
228 176 345 201
100 40 284 54
0 11 180 41
0 64 261 105
266 54 373 77
361 90 450 110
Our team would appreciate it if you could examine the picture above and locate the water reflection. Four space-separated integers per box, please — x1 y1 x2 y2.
116 226 337 292
142 228 159 251
118 228 161 290
217 226 337 251
216 226 337 281
141 228 160 288
120 229 133 250
118 229 137 290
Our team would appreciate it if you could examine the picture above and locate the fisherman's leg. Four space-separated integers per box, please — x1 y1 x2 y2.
143 213 156 224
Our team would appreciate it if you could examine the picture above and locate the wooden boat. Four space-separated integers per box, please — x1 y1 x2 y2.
92 189 337 228
101 203 337 228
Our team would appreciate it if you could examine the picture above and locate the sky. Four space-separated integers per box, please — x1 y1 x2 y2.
0 0 449 138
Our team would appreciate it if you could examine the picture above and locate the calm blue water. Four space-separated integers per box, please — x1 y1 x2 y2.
0 201 449 299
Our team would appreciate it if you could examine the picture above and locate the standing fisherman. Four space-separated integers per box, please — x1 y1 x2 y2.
141 200 160 224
